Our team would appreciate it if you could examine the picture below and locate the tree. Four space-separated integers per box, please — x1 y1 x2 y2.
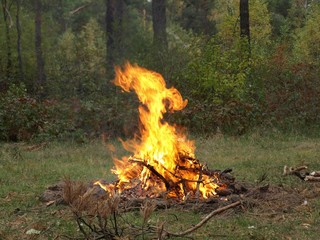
16 0 24 81
105 0 124 73
152 0 167 51
215 0 271 53
178 0 216 36
34 0 46 97
1 0 13 89
240 0 250 42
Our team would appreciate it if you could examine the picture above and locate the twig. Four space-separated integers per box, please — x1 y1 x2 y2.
164 201 241 237
76 217 88 238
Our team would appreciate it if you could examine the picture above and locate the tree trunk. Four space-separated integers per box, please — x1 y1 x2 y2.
240 0 250 42
105 0 124 73
152 0 167 51
57 0 66 33
35 0 46 97
16 0 24 81
1 0 13 87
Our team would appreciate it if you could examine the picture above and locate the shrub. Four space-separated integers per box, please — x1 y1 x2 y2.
0 84 46 141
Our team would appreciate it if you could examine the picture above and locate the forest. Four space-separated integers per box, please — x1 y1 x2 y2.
1 0 320 141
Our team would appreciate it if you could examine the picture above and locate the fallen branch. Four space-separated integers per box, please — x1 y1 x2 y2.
283 165 308 180
304 176 320 182
283 165 320 182
310 171 320 177
164 200 241 237
283 165 308 175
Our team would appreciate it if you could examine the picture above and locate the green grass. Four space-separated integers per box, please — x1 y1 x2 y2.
0 134 320 239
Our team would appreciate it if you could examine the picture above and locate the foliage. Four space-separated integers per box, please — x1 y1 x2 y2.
47 18 106 99
262 44 320 129
0 84 45 141
293 2 320 64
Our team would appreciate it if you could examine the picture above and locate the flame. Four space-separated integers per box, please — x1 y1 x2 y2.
97 63 221 199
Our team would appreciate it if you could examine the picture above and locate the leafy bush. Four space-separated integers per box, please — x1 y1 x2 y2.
0 84 46 141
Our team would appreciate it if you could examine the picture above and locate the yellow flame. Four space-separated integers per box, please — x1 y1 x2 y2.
97 63 221 199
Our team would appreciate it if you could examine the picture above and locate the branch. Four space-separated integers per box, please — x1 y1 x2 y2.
283 165 308 175
164 200 241 237
69 3 90 15
129 158 171 190
305 176 320 182
283 165 308 180
2 1 13 27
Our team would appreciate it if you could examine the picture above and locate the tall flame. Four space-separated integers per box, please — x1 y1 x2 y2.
99 63 220 199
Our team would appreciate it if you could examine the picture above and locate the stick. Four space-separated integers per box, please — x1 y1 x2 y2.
283 165 308 176
304 176 320 182
310 171 320 177
164 201 241 237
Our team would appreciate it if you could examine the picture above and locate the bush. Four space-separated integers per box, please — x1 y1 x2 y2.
0 84 47 141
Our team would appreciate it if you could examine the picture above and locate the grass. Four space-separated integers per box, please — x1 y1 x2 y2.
0 133 320 239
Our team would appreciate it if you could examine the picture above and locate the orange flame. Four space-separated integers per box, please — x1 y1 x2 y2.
97 63 220 199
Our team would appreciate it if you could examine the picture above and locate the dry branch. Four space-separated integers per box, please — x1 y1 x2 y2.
304 176 320 182
310 171 320 177
164 200 241 237
283 165 308 175
283 165 320 182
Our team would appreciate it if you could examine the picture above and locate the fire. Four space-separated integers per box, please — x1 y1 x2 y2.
97 63 222 199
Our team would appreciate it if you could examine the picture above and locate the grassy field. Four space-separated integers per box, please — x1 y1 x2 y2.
1 133 320 239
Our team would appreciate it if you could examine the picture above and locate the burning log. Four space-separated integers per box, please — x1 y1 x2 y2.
128 157 172 190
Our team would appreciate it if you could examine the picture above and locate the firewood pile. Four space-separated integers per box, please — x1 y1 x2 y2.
124 154 236 200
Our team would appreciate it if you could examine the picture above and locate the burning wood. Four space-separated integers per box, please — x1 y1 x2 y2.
95 63 233 200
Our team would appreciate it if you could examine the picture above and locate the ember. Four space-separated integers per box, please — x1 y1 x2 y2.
96 63 233 200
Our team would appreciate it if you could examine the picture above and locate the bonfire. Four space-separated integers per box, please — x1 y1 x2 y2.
95 62 232 201
42 63 246 239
